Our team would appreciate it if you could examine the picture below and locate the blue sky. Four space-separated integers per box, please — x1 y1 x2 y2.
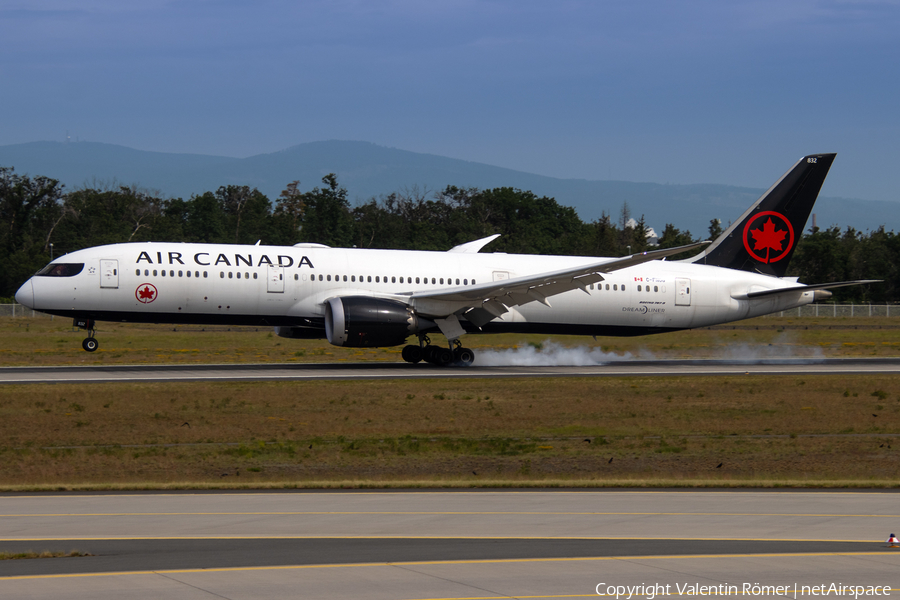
2 0 899 202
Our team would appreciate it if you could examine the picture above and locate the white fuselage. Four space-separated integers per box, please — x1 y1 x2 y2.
17 242 815 338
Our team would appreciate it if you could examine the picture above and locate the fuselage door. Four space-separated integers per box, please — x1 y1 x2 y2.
267 265 284 293
675 277 691 306
100 259 118 289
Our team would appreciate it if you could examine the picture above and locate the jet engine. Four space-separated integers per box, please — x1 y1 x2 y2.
324 296 433 348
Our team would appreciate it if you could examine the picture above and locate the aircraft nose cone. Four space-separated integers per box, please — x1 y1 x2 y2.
15 279 34 309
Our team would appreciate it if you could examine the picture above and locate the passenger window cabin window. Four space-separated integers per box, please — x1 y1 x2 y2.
187 271 191 278
245 272 249 279
228 272 233 279
293 274 297 280
178 270 183 277
431 278 436 284
343 275 347 282
169 270 174 277
613 284 617 290
237 272 241 279
219 272 224 278
637 285 641 291
162 270 166 277
204 271 208 278
440 278 444 284
605 284 609 290
622 285 626 291
455 279 460 285
464 279 468 285
368 276 372 283
392 276 396 283
135 269 140 276
415 277 420 284
400 277 404 284
351 275 356 282
654 285 658 292
327 275 331 281
375 276 380 283
195 271 200 278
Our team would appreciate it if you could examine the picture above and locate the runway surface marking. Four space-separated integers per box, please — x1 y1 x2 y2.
5 510 900 518
4 357 900 384
1 552 897 581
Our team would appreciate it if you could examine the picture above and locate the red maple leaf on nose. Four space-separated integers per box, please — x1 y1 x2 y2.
751 218 788 257
138 286 155 300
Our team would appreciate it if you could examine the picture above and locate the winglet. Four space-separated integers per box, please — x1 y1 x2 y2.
448 234 501 254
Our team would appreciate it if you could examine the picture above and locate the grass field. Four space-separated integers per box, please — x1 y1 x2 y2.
1 315 899 489
3 314 900 366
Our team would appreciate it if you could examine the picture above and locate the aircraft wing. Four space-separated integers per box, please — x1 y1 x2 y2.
409 241 709 327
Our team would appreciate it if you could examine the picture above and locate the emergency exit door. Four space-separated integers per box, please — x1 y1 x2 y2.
100 259 118 289
267 265 284 293
675 277 691 306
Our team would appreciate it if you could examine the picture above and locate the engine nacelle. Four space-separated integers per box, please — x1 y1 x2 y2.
324 296 432 348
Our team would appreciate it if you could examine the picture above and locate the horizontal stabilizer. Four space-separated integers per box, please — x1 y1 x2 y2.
733 280 882 300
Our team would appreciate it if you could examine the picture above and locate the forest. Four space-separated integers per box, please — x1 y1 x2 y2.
1 166 896 302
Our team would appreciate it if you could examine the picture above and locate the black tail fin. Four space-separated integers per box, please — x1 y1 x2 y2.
693 153 836 277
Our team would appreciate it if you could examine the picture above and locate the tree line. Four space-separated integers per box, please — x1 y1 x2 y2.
0 166 895 302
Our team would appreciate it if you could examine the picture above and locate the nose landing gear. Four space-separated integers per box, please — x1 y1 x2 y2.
74 318 99 352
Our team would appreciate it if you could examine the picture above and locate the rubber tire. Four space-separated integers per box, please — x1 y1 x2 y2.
401 344 423 363
454 347 475 366
435 347 454 366
423 345 438 364
82 337 99 352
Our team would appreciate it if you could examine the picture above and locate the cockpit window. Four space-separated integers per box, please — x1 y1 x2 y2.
35 263 85 277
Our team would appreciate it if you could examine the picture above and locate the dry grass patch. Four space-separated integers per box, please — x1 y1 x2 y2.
0 550 91 560
2 315 900 366
1 375 899 486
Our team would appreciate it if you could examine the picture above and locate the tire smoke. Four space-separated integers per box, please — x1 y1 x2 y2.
473 341 633 366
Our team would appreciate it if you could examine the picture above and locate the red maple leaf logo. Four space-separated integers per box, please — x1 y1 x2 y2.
742 211 795 264
135 283 158 303
751 218 787 252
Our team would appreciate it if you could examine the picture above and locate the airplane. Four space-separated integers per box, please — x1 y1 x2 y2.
14 153 878 366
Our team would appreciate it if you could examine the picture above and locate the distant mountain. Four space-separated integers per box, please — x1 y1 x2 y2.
0 140 895 236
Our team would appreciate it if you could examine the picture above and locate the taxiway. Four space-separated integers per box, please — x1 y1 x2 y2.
1 490 898 598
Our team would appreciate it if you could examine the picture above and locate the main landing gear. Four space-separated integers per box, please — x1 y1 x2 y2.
401 336 475 367
74 318 99 352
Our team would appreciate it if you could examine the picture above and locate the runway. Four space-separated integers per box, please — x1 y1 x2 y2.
1 491 899 598
3 357 900 384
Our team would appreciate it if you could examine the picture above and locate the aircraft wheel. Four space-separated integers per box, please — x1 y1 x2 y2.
454 347 475 366
422 345 439 364
435 347 454 366
82 337 99 352
401 344 423 363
